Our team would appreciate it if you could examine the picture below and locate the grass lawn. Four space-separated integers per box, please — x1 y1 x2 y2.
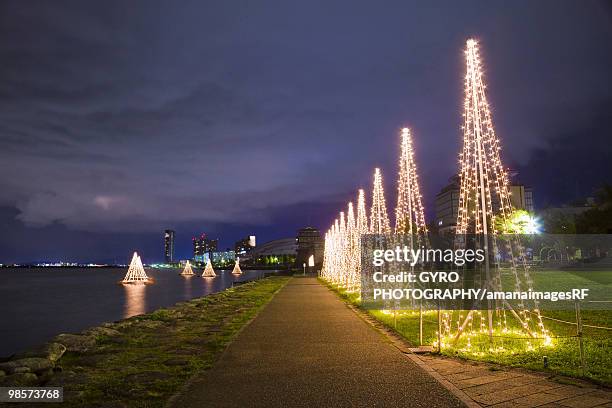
323 270 612 385
47 276 290 408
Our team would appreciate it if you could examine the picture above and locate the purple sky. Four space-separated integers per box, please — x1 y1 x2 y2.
0 1 611 262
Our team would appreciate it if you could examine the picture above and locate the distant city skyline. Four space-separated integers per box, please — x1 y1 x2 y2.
0 1 611 263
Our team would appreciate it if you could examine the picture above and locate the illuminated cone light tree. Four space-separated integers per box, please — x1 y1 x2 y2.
321 227 333 282
447 39 547 344
395 128 428 247
356 189 369 236
232 257 242 275
122 252 150 284
345 202 358 290
352 189 369 291
324 219 340 284
370 168 391 234
180 260 195 276
393 127 429 314
338 211 348 280
202 258 216 278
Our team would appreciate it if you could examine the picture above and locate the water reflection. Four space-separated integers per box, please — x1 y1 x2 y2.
182 274 193 298
123 284 146 318
202 274 214 290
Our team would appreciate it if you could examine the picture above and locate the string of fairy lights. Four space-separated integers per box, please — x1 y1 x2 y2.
321 38 550 349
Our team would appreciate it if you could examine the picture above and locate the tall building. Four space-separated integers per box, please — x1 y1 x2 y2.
164 229 175 263
235 235 256 256
192 233 218 263
434 172 534 235
211 250 236 265
434 175 461 235
510 185 534 213
296 227 324 269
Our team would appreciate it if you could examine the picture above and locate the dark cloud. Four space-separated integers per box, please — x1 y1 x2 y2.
518 99 612 207
0 0 611 262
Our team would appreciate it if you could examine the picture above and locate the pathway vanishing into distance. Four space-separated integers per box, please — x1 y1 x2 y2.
169 277 465 407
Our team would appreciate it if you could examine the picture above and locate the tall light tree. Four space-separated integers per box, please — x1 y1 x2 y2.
345 202 359 290
370 168 391 234
450 39 546 342
395 127 429 256
356 189 369 235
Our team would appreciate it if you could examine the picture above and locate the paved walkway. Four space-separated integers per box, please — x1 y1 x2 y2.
169 277 465 407
417 355 612 407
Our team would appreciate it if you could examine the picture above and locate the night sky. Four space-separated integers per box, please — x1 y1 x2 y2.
0 1 611 263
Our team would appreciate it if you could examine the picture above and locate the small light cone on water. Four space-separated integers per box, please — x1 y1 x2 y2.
180 260 194 276
202 259 216 277
232 258 242 275
122 252 150 284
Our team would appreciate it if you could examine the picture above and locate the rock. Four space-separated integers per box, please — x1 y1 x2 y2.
45 342 67 362
13 342 66 363
0 372 38 386
84 327 121 338
54 334 96 352
36 368 55 383
0 358 52 374
0 361 20 373
19 358 52 373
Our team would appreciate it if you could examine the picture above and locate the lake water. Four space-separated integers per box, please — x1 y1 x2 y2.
0 267 273 357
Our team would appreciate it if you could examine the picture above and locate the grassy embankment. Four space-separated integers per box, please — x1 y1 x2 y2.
45 276 289 408
324 270 611 385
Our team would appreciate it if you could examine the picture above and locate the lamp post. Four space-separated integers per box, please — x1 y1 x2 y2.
308 254 315 275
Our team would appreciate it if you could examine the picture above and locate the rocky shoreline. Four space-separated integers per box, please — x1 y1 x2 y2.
0 322 128 386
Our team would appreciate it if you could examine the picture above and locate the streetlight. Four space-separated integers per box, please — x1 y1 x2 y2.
308 255 315 275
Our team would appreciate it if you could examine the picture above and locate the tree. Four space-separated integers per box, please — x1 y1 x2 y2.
494 209 540 234
542 209 577 234
576 185 612 233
